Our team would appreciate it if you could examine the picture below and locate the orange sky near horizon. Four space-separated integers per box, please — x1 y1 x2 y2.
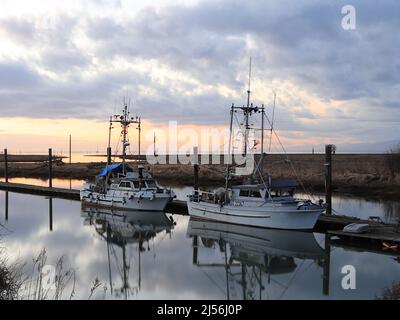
0 116 354 156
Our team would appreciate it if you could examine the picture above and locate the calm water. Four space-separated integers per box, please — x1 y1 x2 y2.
0 179 399 300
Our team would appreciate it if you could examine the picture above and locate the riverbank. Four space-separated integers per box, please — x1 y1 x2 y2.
0 154 399 199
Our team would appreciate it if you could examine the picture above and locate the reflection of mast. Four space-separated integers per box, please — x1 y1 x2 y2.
5 191 8 221
241 265 247 300
49 197 53 231
106 225 113 295
82 208 173 299
224 242 230 300
188 219 327 300
190 236 260 300
122 243 128 300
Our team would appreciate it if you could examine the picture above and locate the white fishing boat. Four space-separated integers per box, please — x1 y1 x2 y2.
187 61 325 230
80 103 174 211
187 182 324 230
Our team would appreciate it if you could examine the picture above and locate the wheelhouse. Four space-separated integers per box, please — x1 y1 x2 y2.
232 179 298 200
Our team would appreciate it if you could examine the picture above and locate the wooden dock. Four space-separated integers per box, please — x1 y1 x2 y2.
0 181 187 213
1 181 400 244
0 182 79 200
0 154 66 163
328 228 400 244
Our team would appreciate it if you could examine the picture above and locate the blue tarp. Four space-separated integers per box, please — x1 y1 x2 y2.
97 164 132 177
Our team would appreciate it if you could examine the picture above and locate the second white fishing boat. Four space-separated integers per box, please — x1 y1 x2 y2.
187 61 325 230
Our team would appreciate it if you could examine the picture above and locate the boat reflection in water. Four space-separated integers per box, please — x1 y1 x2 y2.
81 206 175 299
187 218 325 300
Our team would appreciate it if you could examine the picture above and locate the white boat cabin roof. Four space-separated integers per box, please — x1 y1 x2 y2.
232 179 298 190
125 171 153 180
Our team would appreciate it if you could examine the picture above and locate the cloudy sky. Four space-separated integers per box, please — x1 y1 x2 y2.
0 0 399 154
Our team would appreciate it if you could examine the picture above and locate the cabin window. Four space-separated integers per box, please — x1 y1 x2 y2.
239 190 250 197
249 191 261 198
119 181 131 188
132 182 140 189
146 181 157 188
270 189 294 197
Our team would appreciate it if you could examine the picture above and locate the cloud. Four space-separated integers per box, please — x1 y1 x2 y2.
0 0 398 151
0 61 42 89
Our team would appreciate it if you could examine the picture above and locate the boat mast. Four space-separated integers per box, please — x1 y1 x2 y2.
269 92 276 152
122 104 129 173
137 117 141 156
111 99 141 175
244 57 252 156
108 116 113 149
260 104 265 175
225 104 234 202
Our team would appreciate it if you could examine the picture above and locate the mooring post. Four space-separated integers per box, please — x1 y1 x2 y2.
107 147 112 165
48 148 53 188
138 117 141 156
193 147 199 196
325 144 333 215
323 234 331 296
4 148 8 183
69 134 72 165
192 236 198 265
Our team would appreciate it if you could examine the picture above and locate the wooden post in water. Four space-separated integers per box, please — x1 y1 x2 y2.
323 234 331 296
193 147 199 195
107 147 112 165
4 148 8 183
69 134 72 165
48 148 53 188
138 117 141 156
325 144 333 215
192 236 198 265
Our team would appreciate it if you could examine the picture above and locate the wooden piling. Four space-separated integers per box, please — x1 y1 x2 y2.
4 148 8 183
192 236 198 265
48 148 53 188
69 134 72 165
325 144 333 215
322 234 331 295
193 147 199 195
138 117 141 156
107 147 112 165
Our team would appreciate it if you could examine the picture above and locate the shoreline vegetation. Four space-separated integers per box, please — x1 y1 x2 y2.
0 154 399 199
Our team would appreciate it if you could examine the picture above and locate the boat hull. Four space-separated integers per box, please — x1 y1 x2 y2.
81 190 171 212
187 201 323 230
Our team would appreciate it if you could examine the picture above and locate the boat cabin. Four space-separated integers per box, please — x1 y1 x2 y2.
232 179 298 201
95 163 160 191
114 178 158 191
